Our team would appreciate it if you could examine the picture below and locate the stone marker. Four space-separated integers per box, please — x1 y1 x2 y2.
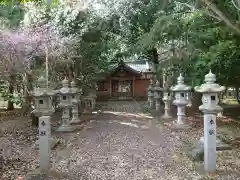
147 79 154 109
195 70 225 172
39 116 51 173
171 73 191 129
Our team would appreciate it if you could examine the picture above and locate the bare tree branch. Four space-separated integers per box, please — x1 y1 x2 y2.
200 0 240 35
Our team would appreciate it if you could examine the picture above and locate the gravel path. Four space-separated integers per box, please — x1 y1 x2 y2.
51 101 201 180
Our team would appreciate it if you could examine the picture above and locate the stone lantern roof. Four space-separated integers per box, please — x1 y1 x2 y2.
195 70 225 93
171 73 191 92
154 80 163 91
33 76 56 97
57 77 73 95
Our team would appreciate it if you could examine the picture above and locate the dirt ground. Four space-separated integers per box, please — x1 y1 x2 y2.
0 101 240 180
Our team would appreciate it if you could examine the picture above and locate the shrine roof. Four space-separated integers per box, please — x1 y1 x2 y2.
111 56 153 73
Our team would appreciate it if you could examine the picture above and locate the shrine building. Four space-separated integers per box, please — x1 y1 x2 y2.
96 57 153 101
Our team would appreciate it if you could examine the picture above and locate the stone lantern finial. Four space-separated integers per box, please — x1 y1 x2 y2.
70 80 76 88
62 77 69 87
150 79 153 85
205 69 216 84
37 76 46 88
177 73 184 84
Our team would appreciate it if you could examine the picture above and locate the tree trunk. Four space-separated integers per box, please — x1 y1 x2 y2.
7 74 15 111
187 92 202 115
22 71 33 116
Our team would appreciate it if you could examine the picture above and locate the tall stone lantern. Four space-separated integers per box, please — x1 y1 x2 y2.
147 79 154 109
154 80 162 112
195 70 225 173
32 76 57 150
56 77 76 132
69 80 81 124
171 74 191 128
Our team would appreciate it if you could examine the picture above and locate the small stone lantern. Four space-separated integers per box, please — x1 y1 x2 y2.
147 79 154 109
171 74 191 128
195 70 225 173
162 90 172 119
32 76 55 118
88 90 97 110
69 80 81 124
154 80 163 112
56 77 75 132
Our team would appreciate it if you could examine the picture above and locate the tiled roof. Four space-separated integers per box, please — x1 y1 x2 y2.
126 63 151 73
109 57 153 73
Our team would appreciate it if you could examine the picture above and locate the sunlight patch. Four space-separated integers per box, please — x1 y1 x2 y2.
119 122 139 128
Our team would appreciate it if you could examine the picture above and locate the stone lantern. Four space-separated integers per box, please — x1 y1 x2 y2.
32 76 55 119
56 77 76 132
69 80 81 124
195 70 225 173
32 76 57 151
171 74 191 128
162 91 172 119
88 90 97 110
147 79 154 109
83 86 97 113
154 80 162 112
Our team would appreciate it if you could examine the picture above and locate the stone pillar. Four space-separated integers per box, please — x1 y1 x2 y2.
147 79 154 109
171 74 191 129
56 77 76 132
39 116 51 173
154 81 162 112
195 70 225 173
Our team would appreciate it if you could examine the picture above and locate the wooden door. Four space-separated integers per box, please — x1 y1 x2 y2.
112 80 133 98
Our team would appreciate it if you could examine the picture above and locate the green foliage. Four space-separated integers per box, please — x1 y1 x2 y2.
0 80 21 105
117 0 240 87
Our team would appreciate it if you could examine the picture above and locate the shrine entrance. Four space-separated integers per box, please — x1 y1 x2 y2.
112 79 133 99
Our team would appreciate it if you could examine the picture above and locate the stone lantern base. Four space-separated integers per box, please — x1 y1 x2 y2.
55 124 76 132
83 108 92 114
69 118 81 124
161 113 172 120
199 137 231 151
171 121 191 130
